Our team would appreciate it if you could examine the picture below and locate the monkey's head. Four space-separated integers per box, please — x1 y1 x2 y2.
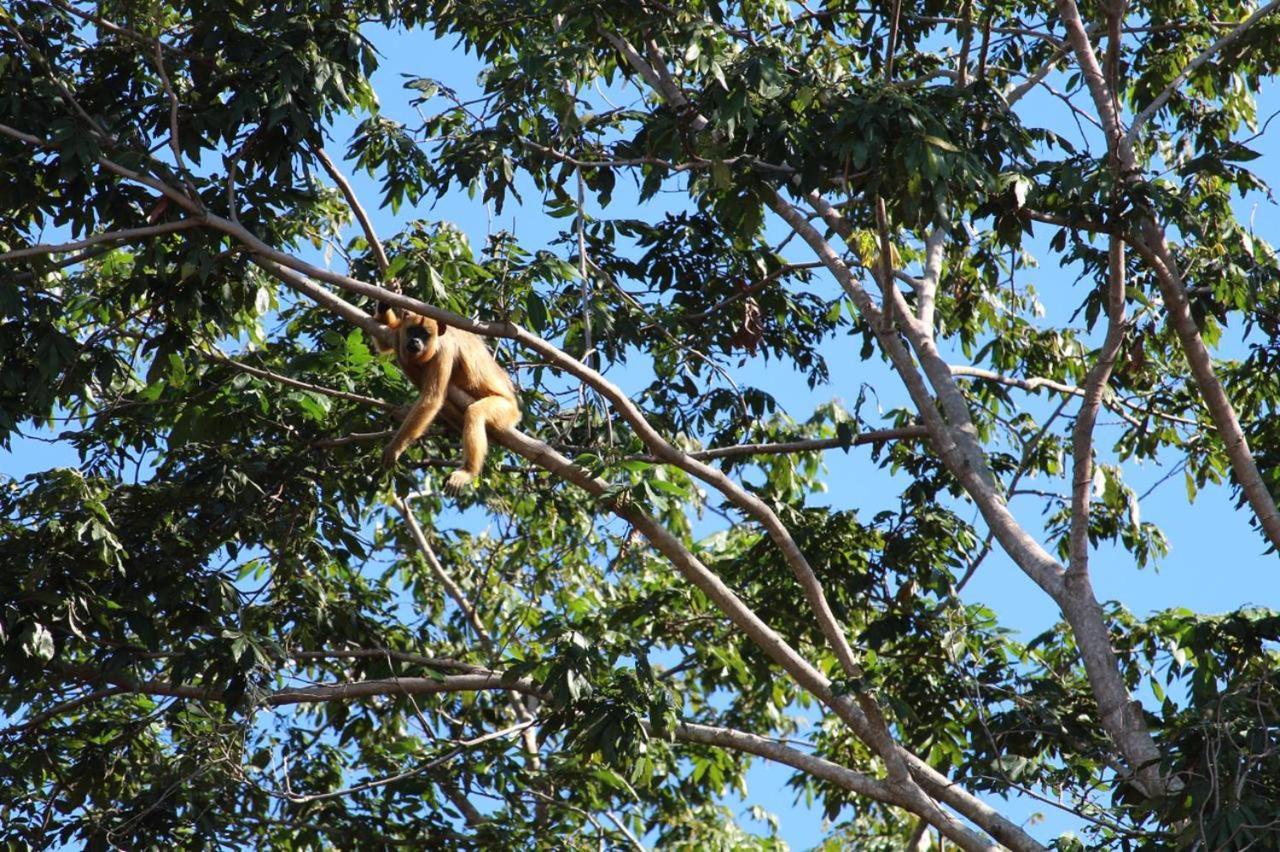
399 312 447 363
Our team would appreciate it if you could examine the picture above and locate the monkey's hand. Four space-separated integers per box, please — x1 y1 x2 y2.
381 443 403 470
445 470 474 494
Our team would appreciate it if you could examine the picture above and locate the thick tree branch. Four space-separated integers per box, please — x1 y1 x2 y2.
1050 1 1200 797
1131 232 1280 545
916 227 946 331
774 190 1065 598
666 722 996 852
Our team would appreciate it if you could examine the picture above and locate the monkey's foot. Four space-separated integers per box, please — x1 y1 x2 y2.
381 445 402 469
445 470 475 494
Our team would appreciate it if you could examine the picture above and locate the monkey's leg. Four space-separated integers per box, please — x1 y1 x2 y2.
445 396 519 492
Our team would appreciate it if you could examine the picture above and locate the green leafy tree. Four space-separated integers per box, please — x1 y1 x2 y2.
3 1 1279 849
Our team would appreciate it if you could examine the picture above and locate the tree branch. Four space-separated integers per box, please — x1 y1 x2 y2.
1049 1 1196 797
1125 0 1280 142
677 427 929 461
665 722 997 852
202 348 397 412
313 146 391 276
1068 238 1128 577
0 219 200 263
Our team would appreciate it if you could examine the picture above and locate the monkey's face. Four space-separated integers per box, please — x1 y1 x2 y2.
399 314 443 363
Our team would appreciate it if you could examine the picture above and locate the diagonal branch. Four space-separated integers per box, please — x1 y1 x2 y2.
772 190 1065 597
313 146 391 276
948 365 1197 428
1125 0 1280 142
916 227 946 331
666 722 994 851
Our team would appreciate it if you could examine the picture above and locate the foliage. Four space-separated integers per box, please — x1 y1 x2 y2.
2 0 1280 849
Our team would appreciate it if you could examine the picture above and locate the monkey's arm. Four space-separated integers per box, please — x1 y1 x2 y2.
382 352 454 468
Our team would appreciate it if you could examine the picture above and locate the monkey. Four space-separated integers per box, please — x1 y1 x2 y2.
374 303 520 493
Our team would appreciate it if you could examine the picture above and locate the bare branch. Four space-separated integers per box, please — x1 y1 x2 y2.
152 42 200 203
1006 37 1076 105
313 147 391 275
679 427 929 461
310 429 396 448
603 811 646 852
1130 230 1280 546
786 190 1065 598
916 227 946 331
0 687 129 736
288 649 489 673
392 495 494 649
201 348 396 412
1049 1 1196 797
1054 0 1280 554
517 136 794 176
948 364 1196 427
1068 238 1128 577
665 722 998 852
0 219 200 263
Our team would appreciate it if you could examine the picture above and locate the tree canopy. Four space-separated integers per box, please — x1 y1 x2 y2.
3 0 1280 849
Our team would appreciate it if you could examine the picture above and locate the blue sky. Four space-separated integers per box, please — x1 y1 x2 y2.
5 17 1280 850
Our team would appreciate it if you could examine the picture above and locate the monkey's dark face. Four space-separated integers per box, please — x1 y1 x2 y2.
399 315 442 363
405 325 432 355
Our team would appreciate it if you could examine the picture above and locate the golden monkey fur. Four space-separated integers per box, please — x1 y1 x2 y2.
375 304 520 492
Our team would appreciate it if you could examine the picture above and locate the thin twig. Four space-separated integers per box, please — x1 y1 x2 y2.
0 219 200 263
152 42 200 203
201 348 396 412
313 147 390 275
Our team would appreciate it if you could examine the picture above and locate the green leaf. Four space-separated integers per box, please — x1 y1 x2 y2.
525 291 548 333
